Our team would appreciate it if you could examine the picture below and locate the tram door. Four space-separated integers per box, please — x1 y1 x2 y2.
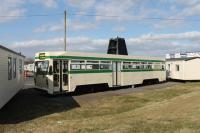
53 60 69 92
112 62 121 86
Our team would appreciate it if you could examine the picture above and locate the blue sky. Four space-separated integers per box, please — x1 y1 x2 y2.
1 0 200 57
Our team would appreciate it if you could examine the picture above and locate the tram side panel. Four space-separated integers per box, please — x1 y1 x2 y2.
121 71 166 86
69 73 113 92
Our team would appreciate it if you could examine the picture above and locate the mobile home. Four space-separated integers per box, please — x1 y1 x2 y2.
0 45 25 109
166 57 200 80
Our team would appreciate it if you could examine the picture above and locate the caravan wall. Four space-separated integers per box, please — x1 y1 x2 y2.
0 46 25 109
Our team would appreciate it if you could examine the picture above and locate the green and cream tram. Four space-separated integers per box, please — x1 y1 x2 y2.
34 51 166 94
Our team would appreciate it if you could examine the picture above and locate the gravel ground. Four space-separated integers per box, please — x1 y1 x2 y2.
23 77 182 105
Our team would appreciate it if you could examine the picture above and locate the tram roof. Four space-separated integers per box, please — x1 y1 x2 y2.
35 51 165 62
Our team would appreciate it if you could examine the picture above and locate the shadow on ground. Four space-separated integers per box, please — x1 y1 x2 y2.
0 89 80 124
0 80 172 125
73 83 132 95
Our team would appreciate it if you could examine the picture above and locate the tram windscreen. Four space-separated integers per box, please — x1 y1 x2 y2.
35 61 49 75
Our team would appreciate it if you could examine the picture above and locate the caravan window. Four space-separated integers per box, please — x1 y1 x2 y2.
19 59 23 74
13 58 17 78
8 57 12 80
176 65 180 71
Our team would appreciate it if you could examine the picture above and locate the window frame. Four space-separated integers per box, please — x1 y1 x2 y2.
13 58 17 79
8 57 12 80
70 60 86 70
176 65 180 71
19 59 23 74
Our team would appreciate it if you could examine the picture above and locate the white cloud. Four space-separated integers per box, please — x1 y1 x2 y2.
0 0 58 23
33 19 98 33
12 37 64 48
28 0 58 8
161 0 200 20
112 26 126 32
33 23 63 33
38 0 58 8
10 31 200 57
66 0 96 10
70 21 97 31
0 0 26 23
25 0 59 8
131 31 200 41
95 0 137 21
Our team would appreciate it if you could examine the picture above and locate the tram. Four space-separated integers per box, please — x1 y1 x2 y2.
34 51 166 94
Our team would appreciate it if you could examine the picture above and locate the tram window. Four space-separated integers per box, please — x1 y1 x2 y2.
147 62 153 69
86 65 92 70
86 64 99 70
63 61 68 73
86 60 99 70
141 62 148 69
63 74 68 86
81 65 86 70
132 62 140 69
136 62 140 69
162 65 165 70
147 65 152 69
87 61 99 64
168 64 170 70
71 64 81 70
71 60 84 64
100 61 111 64
123 62 131 69
100 64 111 70
53 74 59 87
35 61 49 75
154 63 162 70
100 61 111 70
132 62 137 69
92 64 100 69
53 61 59 73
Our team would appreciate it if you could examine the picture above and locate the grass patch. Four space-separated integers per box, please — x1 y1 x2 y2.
2 82 200 132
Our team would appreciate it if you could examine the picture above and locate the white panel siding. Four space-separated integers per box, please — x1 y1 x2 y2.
0 48 24 109
166 59 200 80
184 59 200 80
